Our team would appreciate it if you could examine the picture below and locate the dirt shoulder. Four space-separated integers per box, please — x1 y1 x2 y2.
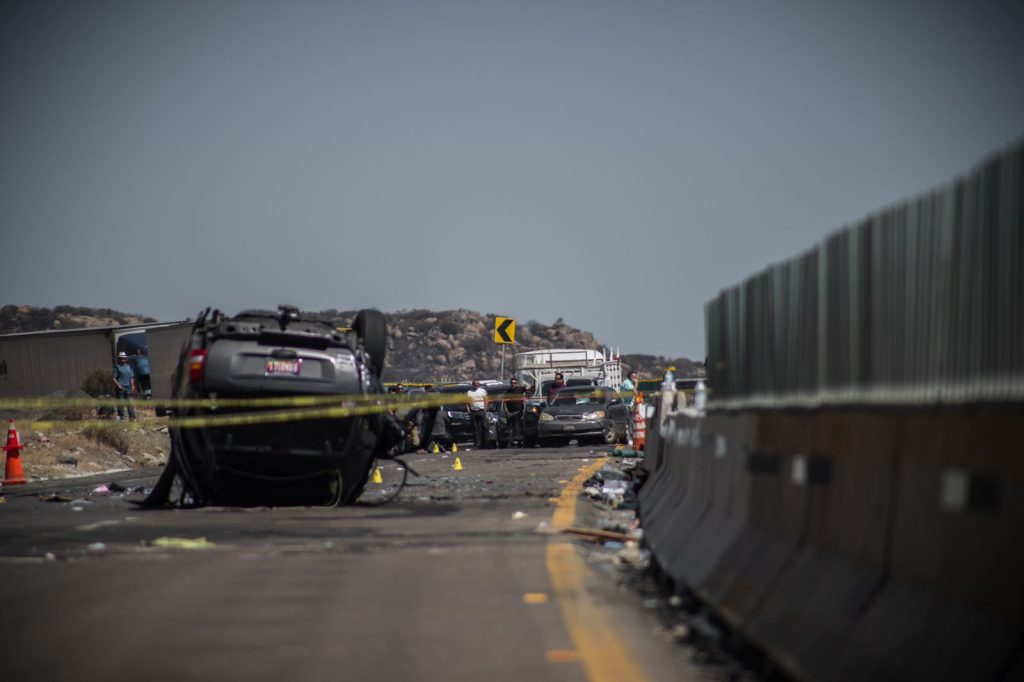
1 407 170 483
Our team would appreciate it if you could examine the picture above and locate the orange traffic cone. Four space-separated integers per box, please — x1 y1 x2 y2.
3 420 27 485
631 393 646 451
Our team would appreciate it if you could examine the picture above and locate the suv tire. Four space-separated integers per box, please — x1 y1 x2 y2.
353 308 387 374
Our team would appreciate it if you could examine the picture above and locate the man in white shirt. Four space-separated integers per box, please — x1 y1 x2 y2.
466 379 489 449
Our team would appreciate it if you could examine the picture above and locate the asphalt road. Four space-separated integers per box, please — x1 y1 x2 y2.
0 446 701 682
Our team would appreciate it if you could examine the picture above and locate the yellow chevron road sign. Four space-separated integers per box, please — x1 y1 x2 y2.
494 317 515 344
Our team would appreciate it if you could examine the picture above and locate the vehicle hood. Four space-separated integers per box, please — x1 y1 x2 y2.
543 403 605 417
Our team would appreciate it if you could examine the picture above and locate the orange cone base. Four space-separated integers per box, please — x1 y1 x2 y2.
4 456 26 484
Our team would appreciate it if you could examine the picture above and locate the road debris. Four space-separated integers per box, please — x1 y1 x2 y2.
148 537 217 550
560 527 633 543
575 456 761 682
607 444 641 458
581 464 639 508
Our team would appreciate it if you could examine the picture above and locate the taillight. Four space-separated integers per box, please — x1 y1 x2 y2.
188 349 207 384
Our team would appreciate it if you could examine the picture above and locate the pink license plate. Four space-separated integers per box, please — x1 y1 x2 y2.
265 358 302 375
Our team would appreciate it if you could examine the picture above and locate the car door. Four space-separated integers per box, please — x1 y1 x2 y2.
605 389 629 433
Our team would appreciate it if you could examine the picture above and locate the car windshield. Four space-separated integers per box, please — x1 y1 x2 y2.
541 378 594 394
550 388 606 406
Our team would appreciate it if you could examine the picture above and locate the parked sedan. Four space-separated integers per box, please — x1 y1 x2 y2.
522 377 602 446
537 386 630 447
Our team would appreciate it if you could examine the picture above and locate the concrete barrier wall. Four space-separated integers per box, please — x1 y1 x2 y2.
638 406 1024 681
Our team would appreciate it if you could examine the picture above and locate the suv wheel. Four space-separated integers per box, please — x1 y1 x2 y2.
353 309 387 374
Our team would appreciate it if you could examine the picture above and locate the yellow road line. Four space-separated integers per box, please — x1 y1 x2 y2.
547 458 652 682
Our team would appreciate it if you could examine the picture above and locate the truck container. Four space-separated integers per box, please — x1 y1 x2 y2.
0 322 192 401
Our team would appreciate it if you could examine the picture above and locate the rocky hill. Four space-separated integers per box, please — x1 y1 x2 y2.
1 305 702 382
308 308 701 382
0 305 156 333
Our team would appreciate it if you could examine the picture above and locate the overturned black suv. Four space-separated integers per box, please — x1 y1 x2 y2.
147 306 417 507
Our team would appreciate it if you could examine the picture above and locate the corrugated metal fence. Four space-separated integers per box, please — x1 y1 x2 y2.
706 140 1023 407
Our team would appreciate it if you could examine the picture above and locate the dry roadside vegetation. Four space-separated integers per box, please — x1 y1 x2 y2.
1 407 170 482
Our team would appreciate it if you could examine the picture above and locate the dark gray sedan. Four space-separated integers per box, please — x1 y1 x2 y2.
537 386 630 447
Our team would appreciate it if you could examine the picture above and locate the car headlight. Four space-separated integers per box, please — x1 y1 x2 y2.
583 410 606 420
539 412 554 422
488 413 498 423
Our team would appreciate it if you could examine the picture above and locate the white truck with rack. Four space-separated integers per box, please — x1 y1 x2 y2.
514 348 622 396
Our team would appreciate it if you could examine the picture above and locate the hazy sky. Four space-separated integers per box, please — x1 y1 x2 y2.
2 1 1022 359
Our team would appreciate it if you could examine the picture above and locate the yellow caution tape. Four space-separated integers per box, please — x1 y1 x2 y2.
0 393 434 410
0 389 543 413
17 392 493 430
3 386 619 431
